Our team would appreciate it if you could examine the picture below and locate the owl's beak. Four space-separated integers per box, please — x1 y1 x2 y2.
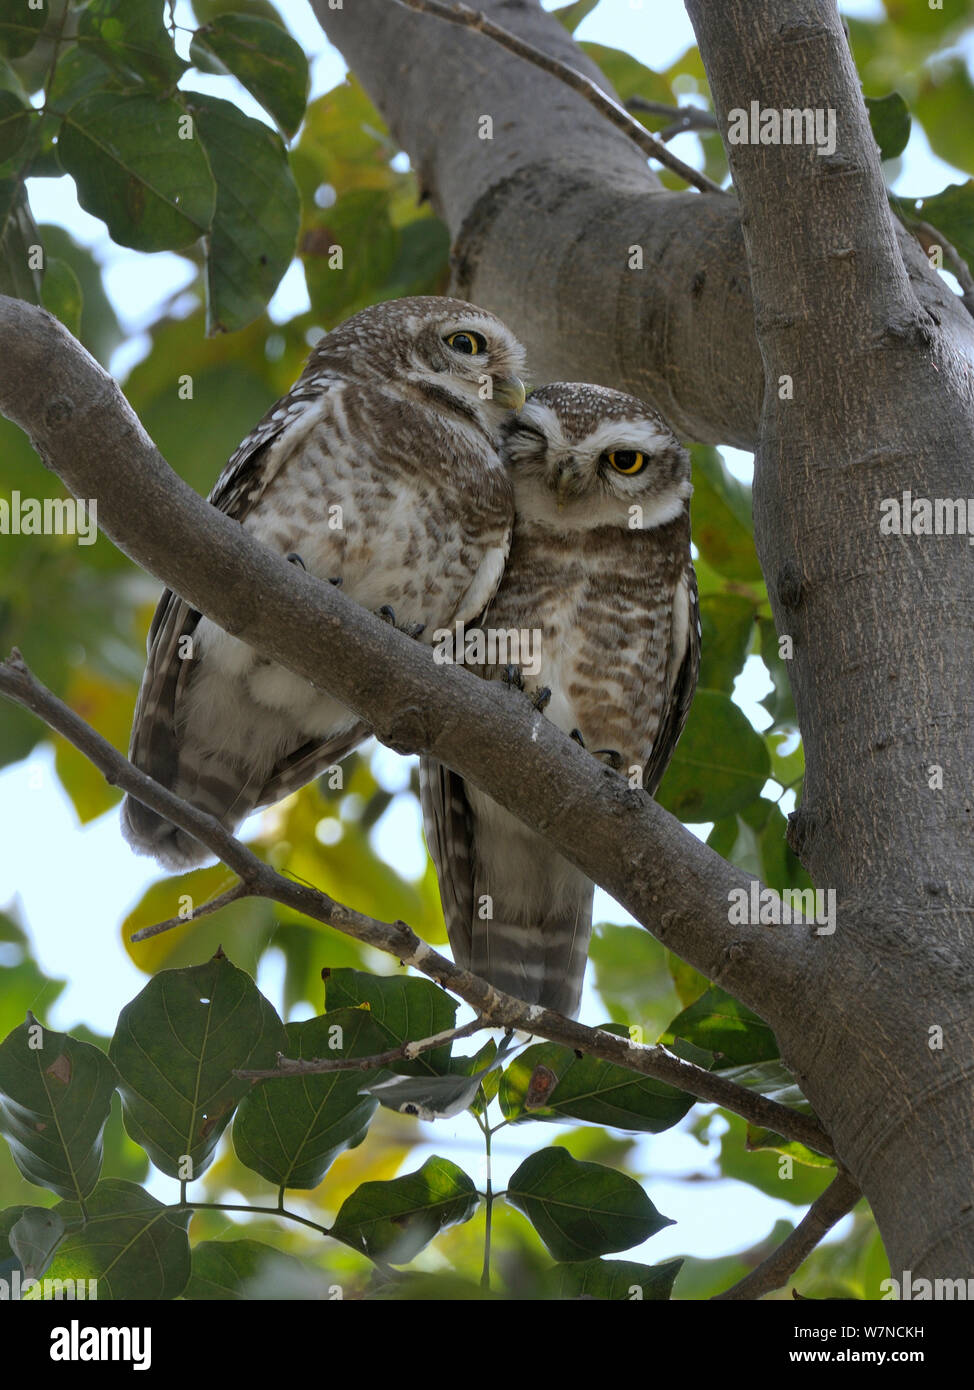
493 376 526 412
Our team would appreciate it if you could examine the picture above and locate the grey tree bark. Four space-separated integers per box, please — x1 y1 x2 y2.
309 0 974 1280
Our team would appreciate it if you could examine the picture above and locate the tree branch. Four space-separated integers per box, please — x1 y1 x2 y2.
712 1170 861 1300
394 0 722 193
235 1018 488 1080
0 647 836 1159
0 295 826 1026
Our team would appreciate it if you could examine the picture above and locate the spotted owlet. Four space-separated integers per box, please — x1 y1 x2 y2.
122 296 526 869
420 383 700 1017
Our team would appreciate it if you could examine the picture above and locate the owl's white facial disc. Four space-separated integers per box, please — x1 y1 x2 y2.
502 387 692 532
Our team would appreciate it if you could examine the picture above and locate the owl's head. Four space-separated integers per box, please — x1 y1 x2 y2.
309 296 526 434
500 383 692 530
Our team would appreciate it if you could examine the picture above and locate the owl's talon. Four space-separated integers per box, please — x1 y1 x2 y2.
594 748 623 770
570 728 586 747
503 664 525 691
286 552 306 569
329 576 343 587
377 605 424 639
532 686 552 711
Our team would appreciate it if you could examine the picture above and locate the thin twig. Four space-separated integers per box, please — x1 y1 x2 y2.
627 96 718 142
909 216 974 318
235 1017 487 1079
0 649 838 1160
394 0 722 194
712 1169 861 1300
132 882 249 941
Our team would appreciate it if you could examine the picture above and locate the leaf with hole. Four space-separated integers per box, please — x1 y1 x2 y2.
0 1014 117 1200
109 953 286 1180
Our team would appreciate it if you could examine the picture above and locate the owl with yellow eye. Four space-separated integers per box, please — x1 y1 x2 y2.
420 383 700 1018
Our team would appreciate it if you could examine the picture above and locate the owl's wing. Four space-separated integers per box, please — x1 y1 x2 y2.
124 379 363 854
643 559 701 797
419 756 477 966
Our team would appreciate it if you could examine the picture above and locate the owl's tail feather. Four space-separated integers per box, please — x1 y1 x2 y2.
122 722 371 873
461 894 594 1019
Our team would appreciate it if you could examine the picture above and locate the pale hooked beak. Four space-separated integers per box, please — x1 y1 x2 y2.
493 375 527 412
554 458 578 499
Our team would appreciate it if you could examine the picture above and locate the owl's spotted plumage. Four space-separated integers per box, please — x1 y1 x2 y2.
421 383 700 1017
122 296 526 869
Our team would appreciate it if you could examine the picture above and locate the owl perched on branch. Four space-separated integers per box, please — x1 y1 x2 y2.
420 383 700 1018
122 296 526 870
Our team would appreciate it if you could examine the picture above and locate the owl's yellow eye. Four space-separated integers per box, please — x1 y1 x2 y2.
606 450 646 475
445 330 487 355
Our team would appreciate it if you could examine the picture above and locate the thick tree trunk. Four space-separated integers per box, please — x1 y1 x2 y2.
312 0 974 1279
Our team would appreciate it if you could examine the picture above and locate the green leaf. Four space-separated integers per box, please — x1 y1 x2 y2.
914 59 974 178
553 0 602 33
0 0 46 60
758 615 797 728
665 985 778 1065
655 688 771 822
185 1238 314 1299
550 1255 683 1300
507 1147 671 1261
691 446 763 583
37 223 122 364
187 93 299 333
109 953 286 1180
865 92 911 161
331 1155 479 1264
8 1206 64 1279
0 177 41 300
301 187 398 322
78 0 186 87
499 1039 692 1133
40 253 82 337
579 42 673 108
698 593 756 693
589 922 683 1035
0 86 28 162
190 14 309 138
907 181 974 278
0 1015 118 1200
57 91 216 252
232 1007 384 1189
323 969 458 1074
49 1179 191 1300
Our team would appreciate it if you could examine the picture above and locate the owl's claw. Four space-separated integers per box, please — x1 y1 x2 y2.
503 664 525 691
503 666 550 712
328 576 343 587
377 605 425 639
570 728 621 768
594 748 623 770
286 552 306 569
